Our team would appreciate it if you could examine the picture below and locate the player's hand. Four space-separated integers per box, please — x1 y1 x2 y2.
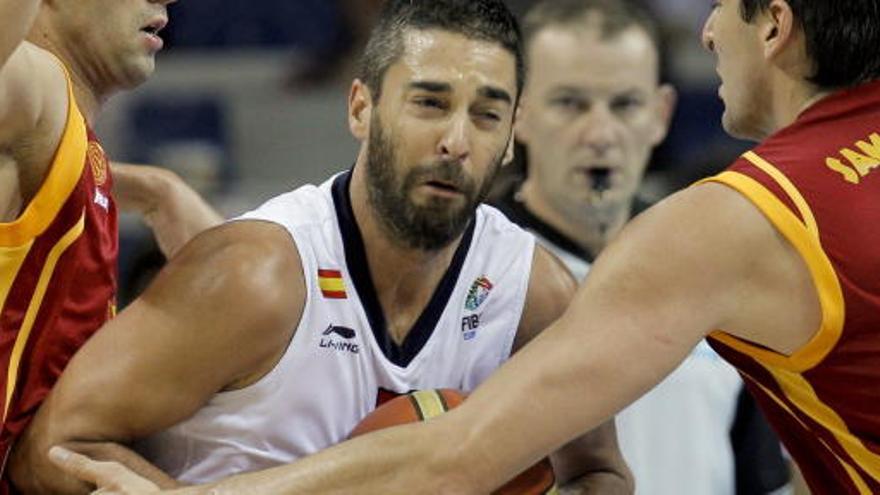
49 446 161 495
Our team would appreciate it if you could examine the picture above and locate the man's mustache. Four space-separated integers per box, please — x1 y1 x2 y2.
406 161 474 193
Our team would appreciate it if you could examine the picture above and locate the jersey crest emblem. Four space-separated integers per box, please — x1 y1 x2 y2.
465 275 493 311
87 141 109 187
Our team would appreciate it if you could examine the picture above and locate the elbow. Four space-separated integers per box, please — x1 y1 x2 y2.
8 436 76 494
6 402 99 494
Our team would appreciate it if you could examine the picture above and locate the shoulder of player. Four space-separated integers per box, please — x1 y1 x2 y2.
137 219 306 389
145 219 305 338
513 245 577 350
596 182 798 334
625 181 778 269
0 42 66 141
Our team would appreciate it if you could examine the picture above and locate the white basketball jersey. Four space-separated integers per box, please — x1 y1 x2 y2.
136 172 535 483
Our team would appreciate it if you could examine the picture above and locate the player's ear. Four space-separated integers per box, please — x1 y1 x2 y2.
650 84 677 145
349 79 372 142
762 0 797 61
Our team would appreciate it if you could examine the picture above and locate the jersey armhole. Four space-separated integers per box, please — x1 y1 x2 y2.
698 170 844 372
0 57 86 247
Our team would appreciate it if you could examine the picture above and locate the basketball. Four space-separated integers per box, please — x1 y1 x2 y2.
350 389 558 495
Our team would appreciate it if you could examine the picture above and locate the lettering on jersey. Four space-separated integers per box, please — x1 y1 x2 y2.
461 314 481 341
94 188 110 211
319 324 359 354
318 269 347 299
464 275 493 311
825 132 880 184
87 141 109 187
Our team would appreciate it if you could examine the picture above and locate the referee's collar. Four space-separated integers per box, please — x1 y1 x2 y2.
493 189 595 265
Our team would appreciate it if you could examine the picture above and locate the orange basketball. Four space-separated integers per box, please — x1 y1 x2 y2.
350 389 558 494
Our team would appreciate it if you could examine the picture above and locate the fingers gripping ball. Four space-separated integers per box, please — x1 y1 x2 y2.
350 389 559 494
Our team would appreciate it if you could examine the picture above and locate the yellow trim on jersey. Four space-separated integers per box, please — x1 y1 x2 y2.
742 151 820 237
842 461 873 494
769 368 880 489
0 67 87 247
741 370 873 492
700 171 844 372
411 390 448 420
3 211 84 422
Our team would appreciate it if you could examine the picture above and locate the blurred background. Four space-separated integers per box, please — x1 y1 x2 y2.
112 0 753 305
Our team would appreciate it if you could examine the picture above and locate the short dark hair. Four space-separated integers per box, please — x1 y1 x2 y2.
740 0 880 89
358 0 524 102
522 0 662 60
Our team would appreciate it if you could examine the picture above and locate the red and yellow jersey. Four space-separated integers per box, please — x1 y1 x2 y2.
703 80 880 494
0 70 117 469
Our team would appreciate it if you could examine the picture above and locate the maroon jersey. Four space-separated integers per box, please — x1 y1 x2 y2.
703 80 880 494
0 73 117 477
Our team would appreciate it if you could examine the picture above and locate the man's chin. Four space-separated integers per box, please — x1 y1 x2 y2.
576 188 629 209
121 59 156 89
721 113 764 142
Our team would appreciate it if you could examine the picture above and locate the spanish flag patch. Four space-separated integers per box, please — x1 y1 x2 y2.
318 269 347 299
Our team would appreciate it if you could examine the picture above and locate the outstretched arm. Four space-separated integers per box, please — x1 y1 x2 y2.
112 163 223 258
10 221 304 494
48 183 821 494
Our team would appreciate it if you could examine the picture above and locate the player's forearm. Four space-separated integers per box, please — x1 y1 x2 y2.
0 0 40 68
168 423 476 495
112 163 222 257
111 163 176 213
437 300 700 493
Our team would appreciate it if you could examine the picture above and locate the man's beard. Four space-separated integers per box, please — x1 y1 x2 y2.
365 116 505 251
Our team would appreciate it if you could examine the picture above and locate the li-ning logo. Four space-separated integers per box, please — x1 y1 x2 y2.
323 325 356 339
465 276 493 311
319 325 359 354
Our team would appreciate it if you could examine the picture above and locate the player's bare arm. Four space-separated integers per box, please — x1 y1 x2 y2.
9 220 305 494
93 180 820 494
515 246 632 494
418 181 822 493
112 163 224 257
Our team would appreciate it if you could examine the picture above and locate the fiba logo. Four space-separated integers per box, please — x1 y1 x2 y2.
465 276 493 311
